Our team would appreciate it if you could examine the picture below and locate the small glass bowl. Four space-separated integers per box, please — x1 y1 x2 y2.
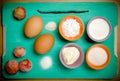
59 43 84 69
87 17 111 42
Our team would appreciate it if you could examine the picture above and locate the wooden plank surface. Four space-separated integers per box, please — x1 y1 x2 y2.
0 0 120 81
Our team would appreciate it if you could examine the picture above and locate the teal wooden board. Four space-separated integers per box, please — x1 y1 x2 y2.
2 2 118 79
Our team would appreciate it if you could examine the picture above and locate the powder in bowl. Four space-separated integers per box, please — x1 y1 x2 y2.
59 16 84 41
86 44 111 70
88 47 107 66
62 19 80 37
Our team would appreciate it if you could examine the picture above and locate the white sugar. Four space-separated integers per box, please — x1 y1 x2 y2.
46 21 57 31
40 56 52 70
88 47 108 66
88 18 110 40
62 19 80 37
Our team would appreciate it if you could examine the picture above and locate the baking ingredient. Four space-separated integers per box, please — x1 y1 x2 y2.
88 47 108 66
14 7 26 20
40 56 52 70
19 59 32 72
24 16 44 38
34 34 55 54
59 16 84 41
45 21 57 31
62 47 80 65
88 18 110 40
6 60 19 74
62 19 80 37
14 46 26 58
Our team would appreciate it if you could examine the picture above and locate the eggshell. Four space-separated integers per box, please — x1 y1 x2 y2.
34 34 55 54
24 16 44 38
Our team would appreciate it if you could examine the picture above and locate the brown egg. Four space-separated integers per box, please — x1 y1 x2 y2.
34 34 55 54
24 16 44 38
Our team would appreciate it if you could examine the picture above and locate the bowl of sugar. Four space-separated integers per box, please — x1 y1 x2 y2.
86 44 111 70
87 17 111 42
59 15 84 41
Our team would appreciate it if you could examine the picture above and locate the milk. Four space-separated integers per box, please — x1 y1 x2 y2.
88 18 110 40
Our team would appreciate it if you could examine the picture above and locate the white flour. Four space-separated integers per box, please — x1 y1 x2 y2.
88 18 110 40
62 19 80 37
88 47 108 66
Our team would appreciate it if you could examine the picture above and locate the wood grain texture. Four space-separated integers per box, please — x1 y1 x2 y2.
0 0 120 81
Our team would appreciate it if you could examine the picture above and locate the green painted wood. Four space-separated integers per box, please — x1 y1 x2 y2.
2 2 118 79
